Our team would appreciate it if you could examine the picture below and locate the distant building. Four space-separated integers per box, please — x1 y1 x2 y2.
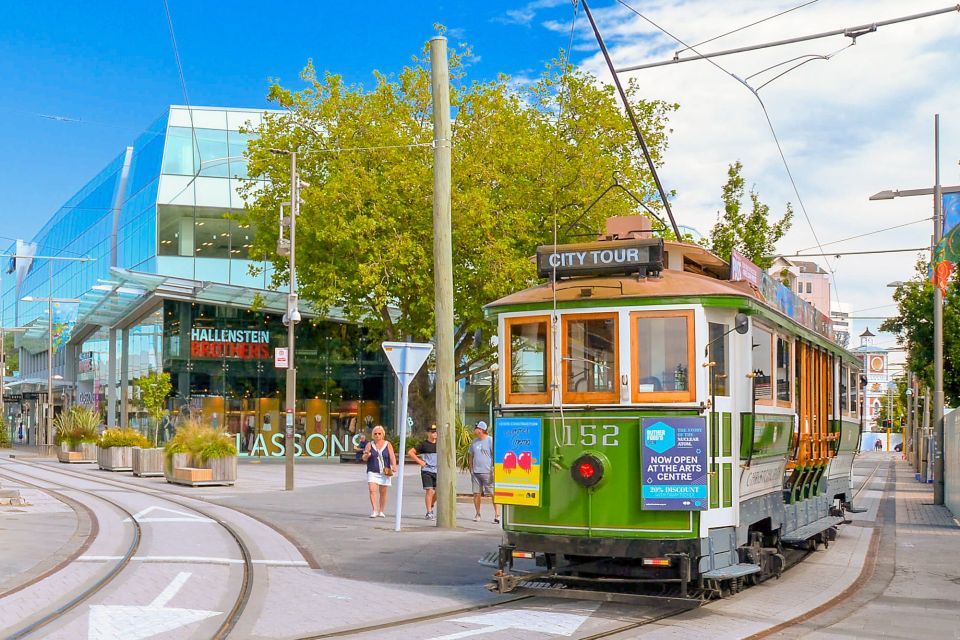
850 327 890 432
768 257 831 315
831 303 852 349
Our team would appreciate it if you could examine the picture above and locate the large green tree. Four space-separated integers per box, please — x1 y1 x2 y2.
239 37 677 399
706 161 793 269
880 259 960 405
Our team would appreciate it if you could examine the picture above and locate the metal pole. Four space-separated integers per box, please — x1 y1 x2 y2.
285 151 298 492
431 36 457 529
46 266 53 450
933 114 945 504
394 378 409 532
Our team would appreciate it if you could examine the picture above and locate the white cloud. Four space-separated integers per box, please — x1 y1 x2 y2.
496 0 572 26
548 0 960 340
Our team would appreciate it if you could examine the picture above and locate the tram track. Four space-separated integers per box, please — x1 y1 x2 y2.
0 458 254 639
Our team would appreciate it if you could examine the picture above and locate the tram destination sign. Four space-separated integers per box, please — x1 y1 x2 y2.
536 238 664 279
640 416 708 511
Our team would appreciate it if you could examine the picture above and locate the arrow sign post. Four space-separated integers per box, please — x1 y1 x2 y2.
382 341 433 531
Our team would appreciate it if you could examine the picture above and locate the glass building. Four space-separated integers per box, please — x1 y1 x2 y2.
2 106 394 454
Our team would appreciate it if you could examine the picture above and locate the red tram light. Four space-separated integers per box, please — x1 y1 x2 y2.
571 454 604 488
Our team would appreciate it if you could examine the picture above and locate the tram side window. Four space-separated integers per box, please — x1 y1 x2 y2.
632 311 695 402
840 364 849 415
563 314 618 403
505 317 550 403
752 326 773 401
776 335 792 404
848 369 858 415
708 322 729 396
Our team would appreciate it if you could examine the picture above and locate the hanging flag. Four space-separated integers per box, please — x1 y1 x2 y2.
51 301 79 353
931 193 960 295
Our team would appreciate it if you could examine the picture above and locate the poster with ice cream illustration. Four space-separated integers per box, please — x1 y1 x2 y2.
493 417 542 506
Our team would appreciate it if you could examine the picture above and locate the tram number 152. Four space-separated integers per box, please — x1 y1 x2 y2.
561 424 620 447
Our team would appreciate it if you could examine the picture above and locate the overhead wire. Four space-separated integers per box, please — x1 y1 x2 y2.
678 0 820 53
614 0 845 311
791 216 933 253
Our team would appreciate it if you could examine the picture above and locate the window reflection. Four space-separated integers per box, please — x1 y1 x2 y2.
157 205 253 259
707 322 728 396
776 336 791 402
753 326 773 400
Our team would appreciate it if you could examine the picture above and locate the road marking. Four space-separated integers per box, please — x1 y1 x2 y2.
77 555 308 566
123 506 214 523
87 572 221 640
425 603 600 640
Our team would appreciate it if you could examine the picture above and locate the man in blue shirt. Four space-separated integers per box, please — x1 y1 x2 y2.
468 421 500 524
409 425 438 519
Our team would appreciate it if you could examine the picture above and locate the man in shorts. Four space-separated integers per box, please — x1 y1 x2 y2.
468 420 500 524
409 425 438 519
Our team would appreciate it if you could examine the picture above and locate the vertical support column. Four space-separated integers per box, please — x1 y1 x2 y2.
932 114 945 505
120 327 130 428
430 36 457 529
107 328 117 427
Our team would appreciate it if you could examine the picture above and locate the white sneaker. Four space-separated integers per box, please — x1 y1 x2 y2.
378 512 386 518
369 512 377 518
474 513 481 522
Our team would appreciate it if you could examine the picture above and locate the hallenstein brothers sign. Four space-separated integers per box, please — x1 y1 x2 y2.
191 327 271 360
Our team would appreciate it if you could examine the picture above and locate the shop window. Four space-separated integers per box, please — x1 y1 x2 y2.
707 322 728 397
631 310 695 402
563 313 618 404
505 316 550 404
776 335 792 404
752 325 773 402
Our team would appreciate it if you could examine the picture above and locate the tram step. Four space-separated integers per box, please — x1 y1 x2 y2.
782 516 844 544
701 563 761 580
846 504 868 513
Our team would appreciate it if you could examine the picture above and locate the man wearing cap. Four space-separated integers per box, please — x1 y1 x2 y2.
468 421 500 524
409 425 439 519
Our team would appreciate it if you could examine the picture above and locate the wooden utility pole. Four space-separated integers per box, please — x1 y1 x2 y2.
430 36 457 529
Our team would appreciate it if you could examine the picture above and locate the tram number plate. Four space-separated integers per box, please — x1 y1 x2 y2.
560 424 619 447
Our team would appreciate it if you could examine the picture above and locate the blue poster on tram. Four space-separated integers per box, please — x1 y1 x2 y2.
640 416 708 511
493 417 542 506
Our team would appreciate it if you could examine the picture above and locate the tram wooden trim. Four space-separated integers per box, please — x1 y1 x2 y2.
561 312 620 405
504 315 552 405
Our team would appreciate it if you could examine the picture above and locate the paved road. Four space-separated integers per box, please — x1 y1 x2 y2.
0 453 953 639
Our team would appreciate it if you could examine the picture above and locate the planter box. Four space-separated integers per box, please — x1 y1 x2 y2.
132 447 164 477
167 454 237 487
98 446 133 472
57 442 97 464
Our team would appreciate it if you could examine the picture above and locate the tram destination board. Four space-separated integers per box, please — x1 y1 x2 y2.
640 416 708 511
536 238 664 279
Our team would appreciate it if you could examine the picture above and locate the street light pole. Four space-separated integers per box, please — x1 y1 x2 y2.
932 114 945 505
285 151 301 492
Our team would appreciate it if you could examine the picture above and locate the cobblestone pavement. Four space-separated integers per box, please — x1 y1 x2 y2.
0 453 952 639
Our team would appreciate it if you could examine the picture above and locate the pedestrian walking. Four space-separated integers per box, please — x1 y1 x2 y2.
362 425 396 518
408 425 438 519
874 439 882 451
468 420 500 524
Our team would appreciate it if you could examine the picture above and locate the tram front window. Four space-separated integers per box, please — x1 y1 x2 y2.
563 314 618 403
753 326 773 401
631 311 695 402
505 317 551 404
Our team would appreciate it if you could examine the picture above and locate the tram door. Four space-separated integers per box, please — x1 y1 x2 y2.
705 314 738 522
789 342 832 498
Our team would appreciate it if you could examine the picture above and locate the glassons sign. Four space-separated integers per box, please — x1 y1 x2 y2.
191 327 271 359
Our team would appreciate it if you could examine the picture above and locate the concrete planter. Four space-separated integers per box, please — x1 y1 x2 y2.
132 447 164 477
167 454 237 487
57 442 97 464
98 446 134 472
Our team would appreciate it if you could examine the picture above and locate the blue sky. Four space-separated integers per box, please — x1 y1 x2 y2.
0 0 574 242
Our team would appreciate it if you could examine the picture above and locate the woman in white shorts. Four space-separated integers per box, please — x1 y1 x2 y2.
362 425 397 518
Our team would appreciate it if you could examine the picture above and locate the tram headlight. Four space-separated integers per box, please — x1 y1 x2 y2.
571 453 604 488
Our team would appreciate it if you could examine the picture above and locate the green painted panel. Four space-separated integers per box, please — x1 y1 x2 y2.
710 463 720 509
722 463 733 507
722 413 732 457
740 413 793 460
505 412 699 539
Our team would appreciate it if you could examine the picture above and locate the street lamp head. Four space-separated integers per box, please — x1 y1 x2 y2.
869 190 897 201
886 281 907 288
21 296 35 302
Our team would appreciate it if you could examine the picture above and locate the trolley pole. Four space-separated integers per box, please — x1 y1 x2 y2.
430 35 457 529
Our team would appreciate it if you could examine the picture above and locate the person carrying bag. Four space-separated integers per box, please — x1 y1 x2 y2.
362 425 396 517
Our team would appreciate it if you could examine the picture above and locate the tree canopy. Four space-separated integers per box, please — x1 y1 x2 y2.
705 161 793 269
880 259 960 405
239 38 678 382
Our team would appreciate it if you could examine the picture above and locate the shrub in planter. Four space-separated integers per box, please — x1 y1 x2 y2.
55 407 100 462
164 421 237 484
98 428 151 471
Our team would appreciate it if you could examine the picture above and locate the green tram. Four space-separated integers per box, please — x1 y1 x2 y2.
486 229 863 596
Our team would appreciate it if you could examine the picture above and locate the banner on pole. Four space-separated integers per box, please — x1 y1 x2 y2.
52 301 78 353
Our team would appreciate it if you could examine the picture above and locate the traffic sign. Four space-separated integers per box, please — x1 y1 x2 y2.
274 347 288 368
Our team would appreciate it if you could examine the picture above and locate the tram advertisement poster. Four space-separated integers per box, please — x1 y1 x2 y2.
493 417 542 506
640 417 708 511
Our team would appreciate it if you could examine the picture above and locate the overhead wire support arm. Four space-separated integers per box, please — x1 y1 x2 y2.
580 0 683 241
615 4 960 73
